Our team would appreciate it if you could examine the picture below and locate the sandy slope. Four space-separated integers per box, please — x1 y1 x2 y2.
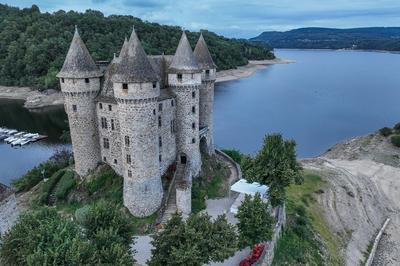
302 133 400 265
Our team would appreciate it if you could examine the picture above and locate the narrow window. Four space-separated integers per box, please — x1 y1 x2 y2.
103 138 109 149
152 82 157 88
153 109 156 115
159 154 162 162
125 136 130 147
159 136 162 147
192 138 196 144
172 119 176 132
85 78 90 83
128 170 132 177
192 106 196 114
72 105 77 112
99 103 103 109
108 105 112 111
192 122 196 129
177 73 182 81
101 117 107 129
122 83 128 90
191 73 194 79
103 156 107 162
126 154 131 164
159 103 163 112
170 120 173 134
205 69 210 76
61 78 65 83
158 116 162 127
111 119 115 130
192 91 196 98
171 100 174 107
114 159 117 164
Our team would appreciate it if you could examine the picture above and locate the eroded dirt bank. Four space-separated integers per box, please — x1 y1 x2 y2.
302 133 400 265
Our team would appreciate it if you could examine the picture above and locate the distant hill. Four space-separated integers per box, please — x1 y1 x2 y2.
251 27 400 51
0 4 274 90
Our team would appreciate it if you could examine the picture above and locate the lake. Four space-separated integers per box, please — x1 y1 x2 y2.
1 49 400 185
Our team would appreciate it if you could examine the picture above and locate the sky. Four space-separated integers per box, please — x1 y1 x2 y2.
3 0 400 38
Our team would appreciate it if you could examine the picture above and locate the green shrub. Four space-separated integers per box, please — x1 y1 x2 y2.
394 123 400 131
222 149 243 164
55 171 76 200
379 127 393 137
391 135 400 147
39 170 65 204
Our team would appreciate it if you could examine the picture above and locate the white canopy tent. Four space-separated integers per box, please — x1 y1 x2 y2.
229 179 269 214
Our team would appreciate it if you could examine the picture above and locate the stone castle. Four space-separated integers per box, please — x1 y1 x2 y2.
57 26 216 217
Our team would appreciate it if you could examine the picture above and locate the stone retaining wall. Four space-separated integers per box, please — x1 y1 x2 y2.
0 193 19 236
215 149 242 180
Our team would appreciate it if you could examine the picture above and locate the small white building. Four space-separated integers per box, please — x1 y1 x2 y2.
229 179 269 214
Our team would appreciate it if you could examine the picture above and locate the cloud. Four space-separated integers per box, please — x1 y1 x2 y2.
4 0 400 38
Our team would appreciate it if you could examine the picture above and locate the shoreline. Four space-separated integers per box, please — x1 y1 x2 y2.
0 58 293 109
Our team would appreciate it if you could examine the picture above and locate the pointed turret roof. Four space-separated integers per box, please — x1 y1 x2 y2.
113 27 159 83
169 31 201 73
57 26 102 78
194 33 216 69
119 37 129 58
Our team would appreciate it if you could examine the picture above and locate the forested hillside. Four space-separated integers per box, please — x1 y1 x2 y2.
251 27 400 51
0 4 274 90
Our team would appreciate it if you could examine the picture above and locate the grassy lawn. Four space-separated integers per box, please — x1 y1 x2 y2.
192 154 231 213
273 170 343 265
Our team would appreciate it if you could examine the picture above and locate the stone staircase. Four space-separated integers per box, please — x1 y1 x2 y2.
160 164 186 225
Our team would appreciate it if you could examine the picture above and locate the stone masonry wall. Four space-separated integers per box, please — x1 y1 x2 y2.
97 101 123 176
0 194 19 236
61 78 101 177
115 82 163 217
199 80 215 154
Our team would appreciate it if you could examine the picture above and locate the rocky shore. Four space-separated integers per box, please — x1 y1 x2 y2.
301 132 400 265
0 58 293 109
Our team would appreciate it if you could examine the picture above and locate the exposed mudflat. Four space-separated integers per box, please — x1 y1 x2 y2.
302 133 400 265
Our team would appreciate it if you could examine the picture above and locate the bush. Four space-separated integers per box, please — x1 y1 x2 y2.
394 123 400 131
12 149 72 192
39 169 65 204
222 149 243 164
391 135 400 147
55 171 76 200
379 127 393 137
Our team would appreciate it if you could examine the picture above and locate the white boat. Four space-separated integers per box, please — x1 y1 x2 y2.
20 138 33 146
13 132 25 137
6 130 17 135
23 133 39 138
5 136 17 143
11 138 26 146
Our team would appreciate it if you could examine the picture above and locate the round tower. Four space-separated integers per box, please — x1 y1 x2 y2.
194 33 217 155
57 26 102 177
168 31 202 177
112 27 163 217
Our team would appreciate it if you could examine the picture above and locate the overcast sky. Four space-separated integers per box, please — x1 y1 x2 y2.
3 0 400 38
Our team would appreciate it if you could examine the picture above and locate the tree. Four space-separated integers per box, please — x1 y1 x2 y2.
235 192 274 249
245 133 303 206
148 212 237 266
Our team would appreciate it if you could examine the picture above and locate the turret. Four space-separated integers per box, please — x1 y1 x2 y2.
57 26 102 177
194 33 216 155
168 31 202 177
112 27 163 217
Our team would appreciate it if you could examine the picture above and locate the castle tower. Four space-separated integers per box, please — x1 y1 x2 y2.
194 33 217 155
57 26 102 177
168 31 202 177
112 27 163 217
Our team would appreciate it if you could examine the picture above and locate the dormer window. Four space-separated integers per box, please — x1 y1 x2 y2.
177 73 182 81
205 69 210 77
61 78 65 83
152 82 157 88
85 78 89 83
192 91 196 98
122 83 128 90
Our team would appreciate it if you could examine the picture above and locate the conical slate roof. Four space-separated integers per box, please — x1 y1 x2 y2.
119 37 129 58
194 33 216 69
57 26 102 78
169 31 201 73
113 27 159 83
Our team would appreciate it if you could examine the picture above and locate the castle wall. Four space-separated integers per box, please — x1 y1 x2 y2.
158 95 177 174
115 82 163 217
61 78 101 176
96 100 123 176
169 73 202 177
199 80 215 154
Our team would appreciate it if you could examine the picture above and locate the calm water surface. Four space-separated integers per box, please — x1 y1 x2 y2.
214 49 400 157
2 49 400 185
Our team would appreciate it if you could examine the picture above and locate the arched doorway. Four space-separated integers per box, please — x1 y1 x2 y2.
179 153 187 164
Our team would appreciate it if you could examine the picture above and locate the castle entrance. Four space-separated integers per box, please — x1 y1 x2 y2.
180 154 187 164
